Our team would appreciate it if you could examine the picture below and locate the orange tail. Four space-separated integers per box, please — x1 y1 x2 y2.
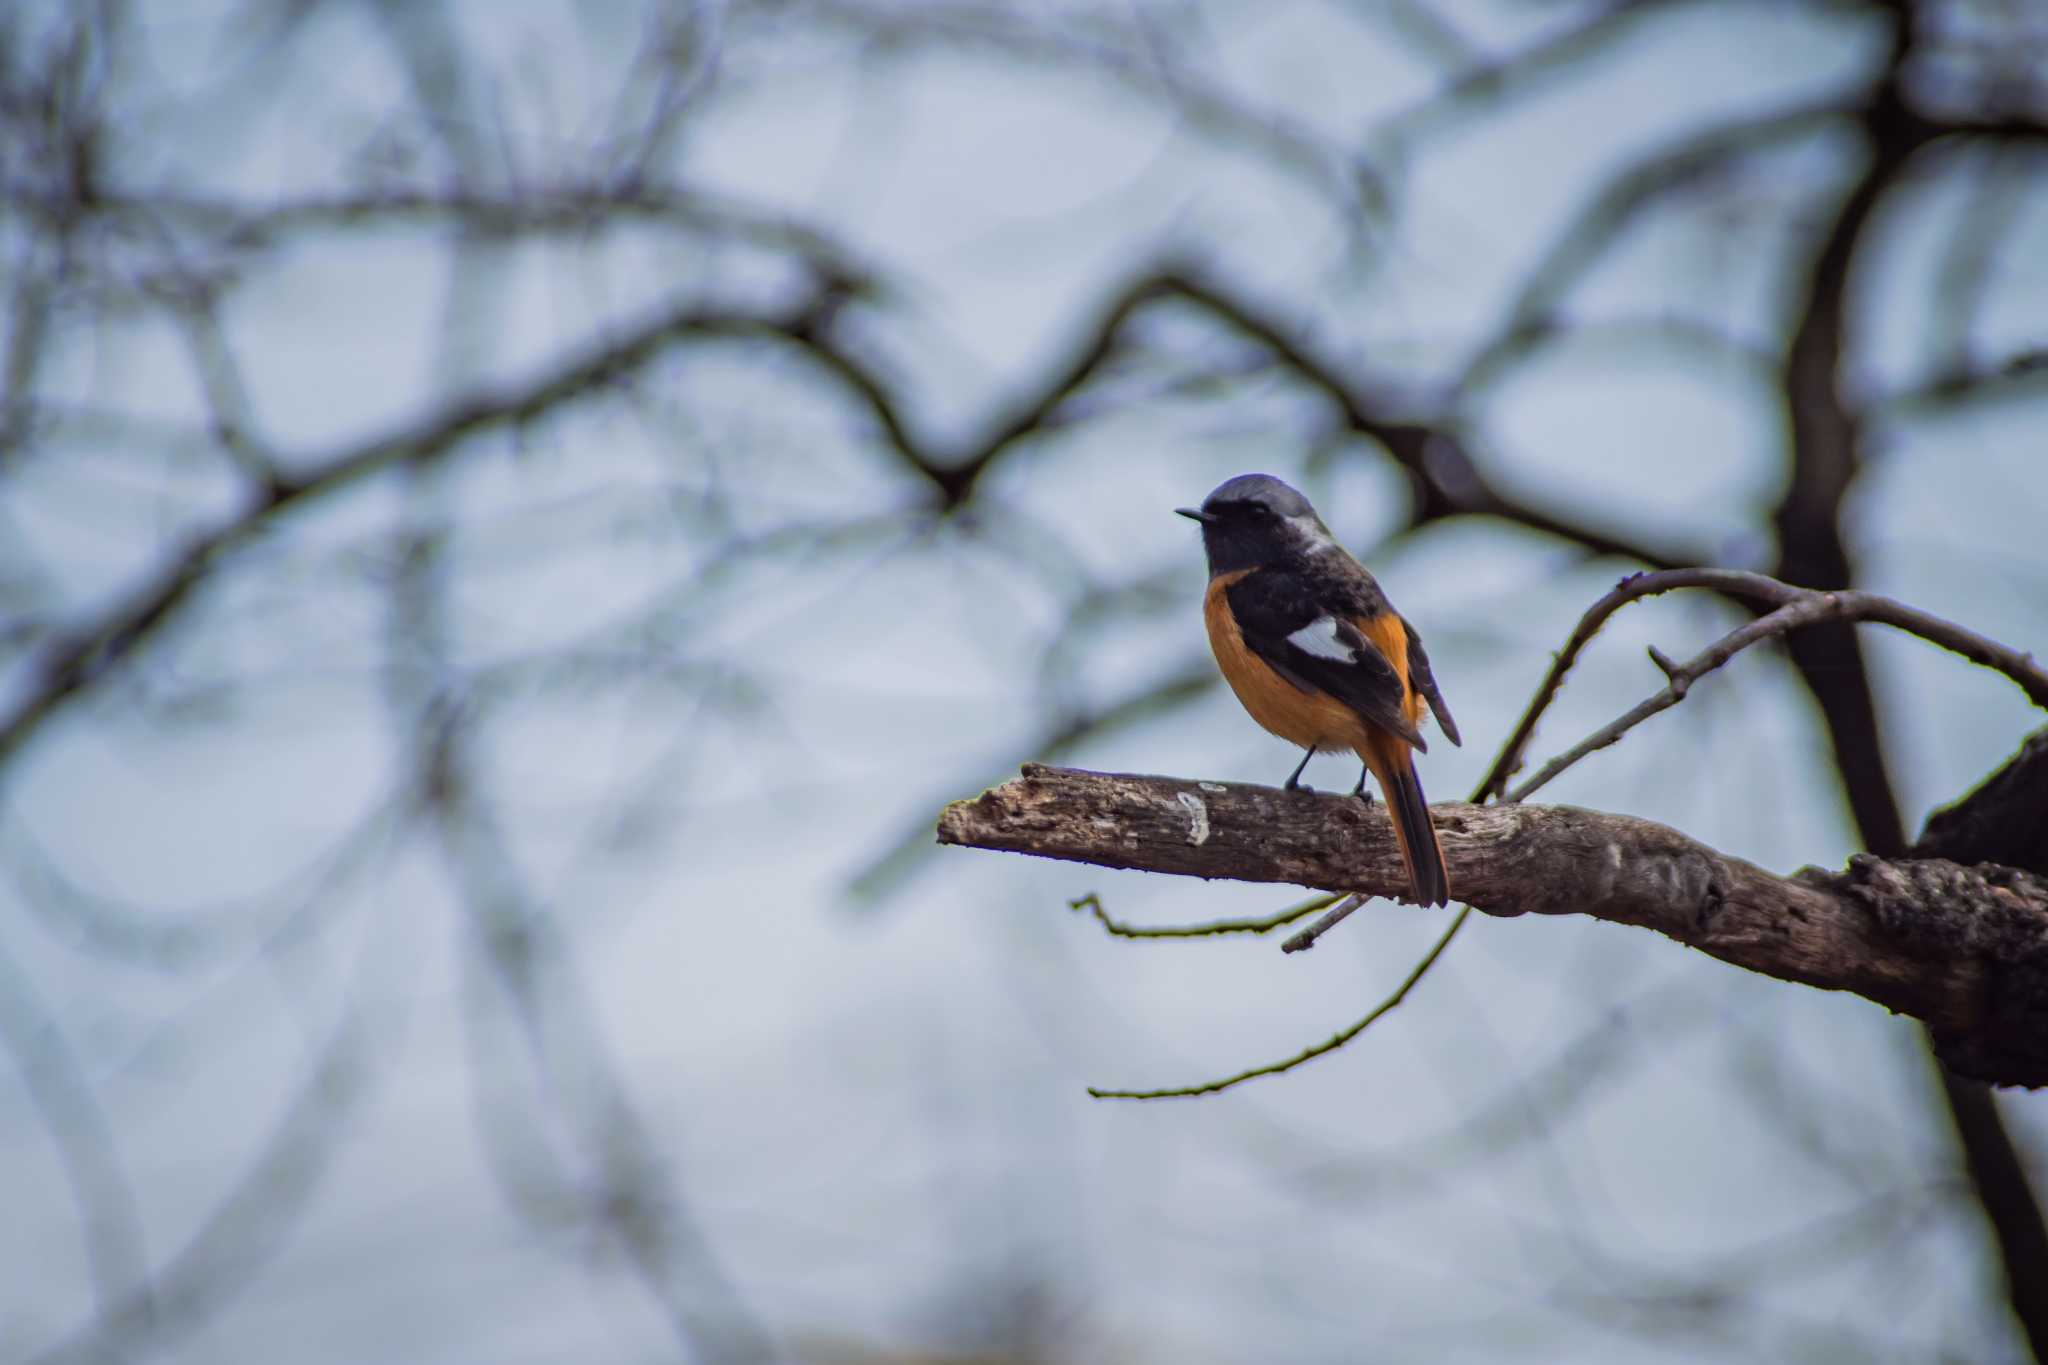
1359 737 1450 907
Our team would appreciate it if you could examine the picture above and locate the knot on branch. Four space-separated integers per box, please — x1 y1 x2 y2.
1502 807 1721 928
1825 855 2048 1087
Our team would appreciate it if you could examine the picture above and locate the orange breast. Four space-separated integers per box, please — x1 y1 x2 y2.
1203 572 1374 753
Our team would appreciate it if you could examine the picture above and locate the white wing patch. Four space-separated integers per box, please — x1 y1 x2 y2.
1286 616 1356 662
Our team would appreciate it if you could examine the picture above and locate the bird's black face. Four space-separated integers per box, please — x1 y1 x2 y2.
1177 474 1327 575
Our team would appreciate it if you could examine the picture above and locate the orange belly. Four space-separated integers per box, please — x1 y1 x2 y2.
1204 572 1398 752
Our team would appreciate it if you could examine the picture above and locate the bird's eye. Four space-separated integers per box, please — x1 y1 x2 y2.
1249 503 1272 519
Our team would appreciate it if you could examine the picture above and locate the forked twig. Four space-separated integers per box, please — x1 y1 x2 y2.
1482 568 2048 804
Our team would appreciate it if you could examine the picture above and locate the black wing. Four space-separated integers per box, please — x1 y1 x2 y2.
1225 567 1426 751
1403 616 1460 747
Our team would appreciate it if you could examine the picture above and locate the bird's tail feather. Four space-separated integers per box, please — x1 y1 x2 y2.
1366 743 1450 907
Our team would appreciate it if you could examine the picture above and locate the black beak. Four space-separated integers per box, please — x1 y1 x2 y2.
1176 507 1216 523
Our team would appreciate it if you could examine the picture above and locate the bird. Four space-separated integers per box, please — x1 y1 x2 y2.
1178 474 1461 906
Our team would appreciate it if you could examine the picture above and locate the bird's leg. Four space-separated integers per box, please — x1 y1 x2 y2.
1283 746 1315 791
1352 765 1374 806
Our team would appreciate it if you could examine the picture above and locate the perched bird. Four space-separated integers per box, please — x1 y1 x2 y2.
1179 474 1461 906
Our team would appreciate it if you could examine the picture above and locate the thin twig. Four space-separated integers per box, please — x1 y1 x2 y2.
1089 907 1472 1100
1280 894 1364 953
1069 890 1340 939
1506 597 1820 803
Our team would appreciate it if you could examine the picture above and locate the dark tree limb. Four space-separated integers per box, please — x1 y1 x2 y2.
938 766 2048 1088
1916 724 2048 1350
1761 11 2048 1350
1936 1067 2048 1356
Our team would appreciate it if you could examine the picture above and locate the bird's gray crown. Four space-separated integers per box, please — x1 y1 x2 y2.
1202 473 1314 518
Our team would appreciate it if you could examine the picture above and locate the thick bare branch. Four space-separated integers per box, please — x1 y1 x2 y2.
939 765 2048 1088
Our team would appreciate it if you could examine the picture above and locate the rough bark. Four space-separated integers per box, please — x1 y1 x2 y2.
1904 727 2048 1078
1916 727 2048 877
938 765 2048 1088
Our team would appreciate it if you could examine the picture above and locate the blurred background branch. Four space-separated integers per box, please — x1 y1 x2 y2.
1 0 2044 1360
